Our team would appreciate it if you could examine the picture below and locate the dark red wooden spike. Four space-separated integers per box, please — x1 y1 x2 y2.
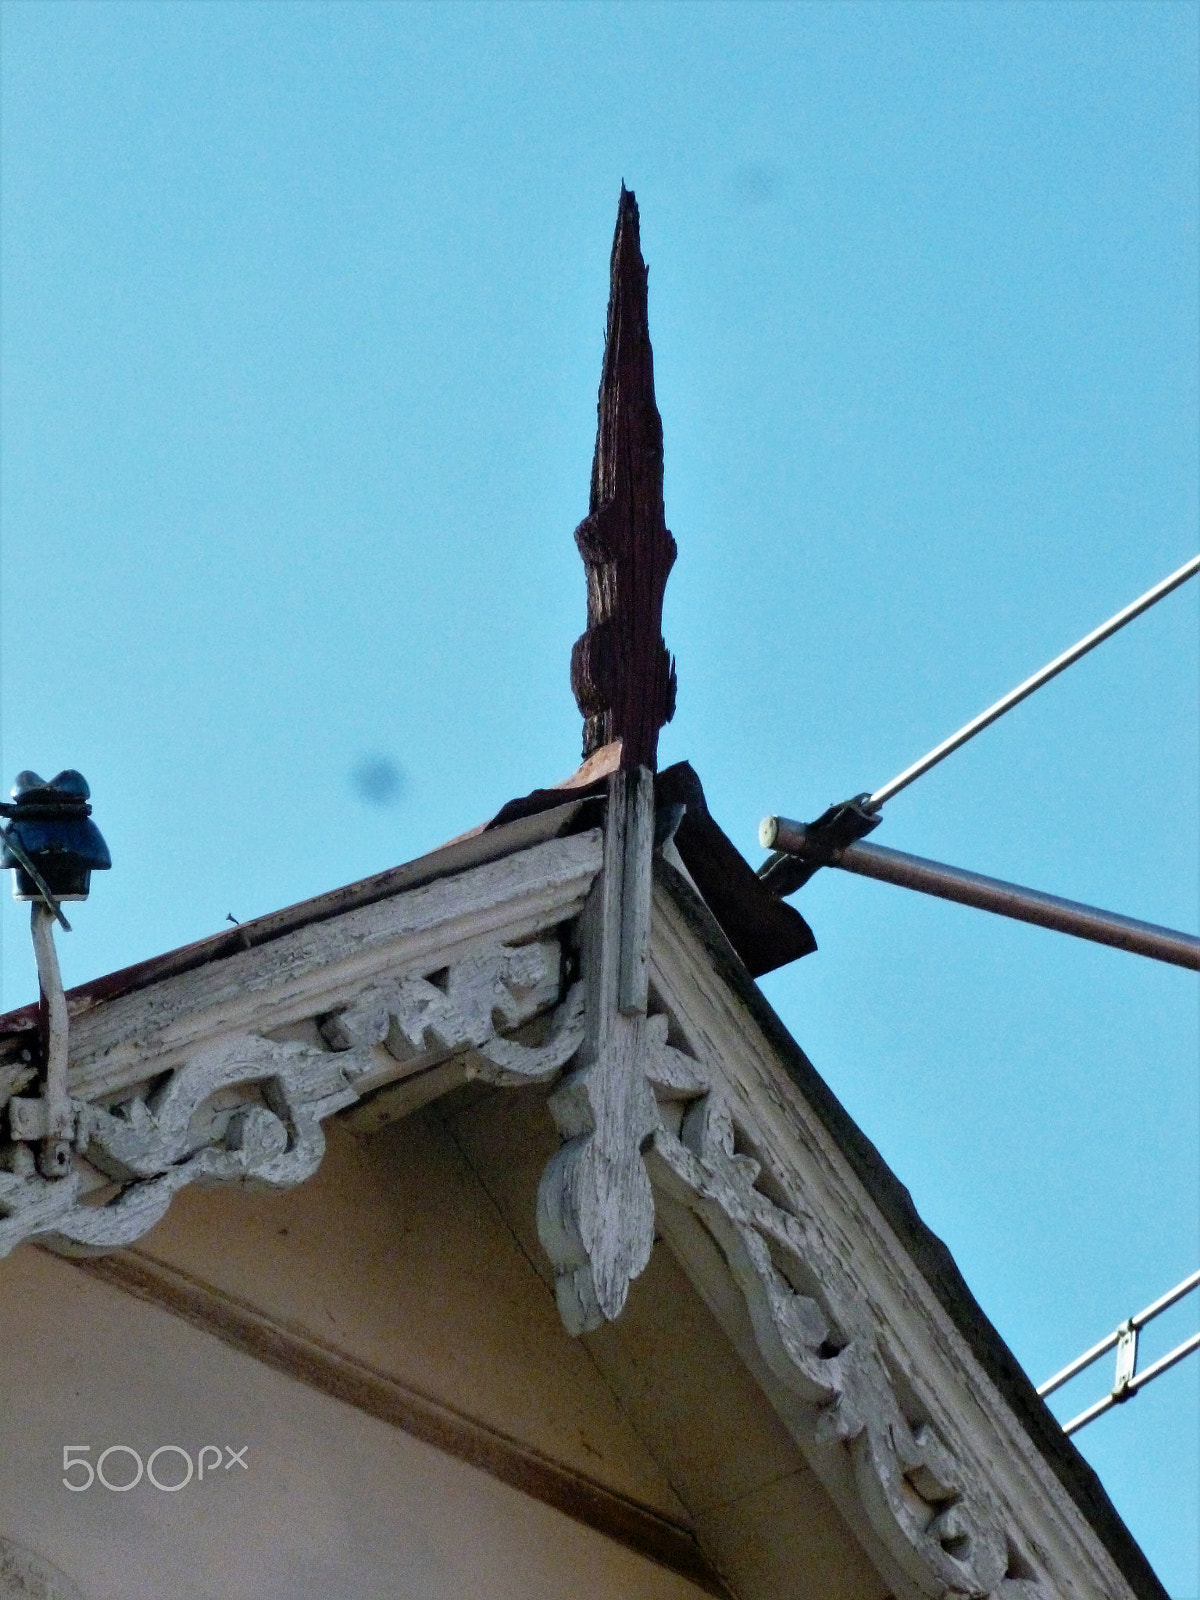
570 186 677 771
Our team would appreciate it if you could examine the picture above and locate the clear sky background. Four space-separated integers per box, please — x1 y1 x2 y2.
1 3 1197 1591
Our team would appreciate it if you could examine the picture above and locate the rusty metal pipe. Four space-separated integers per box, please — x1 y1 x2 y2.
758 818 1200 971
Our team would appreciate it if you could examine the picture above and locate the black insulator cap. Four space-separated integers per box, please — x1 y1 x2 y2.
2 770 111 902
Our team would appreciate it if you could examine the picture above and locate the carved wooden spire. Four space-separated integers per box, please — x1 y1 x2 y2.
570 186 677 771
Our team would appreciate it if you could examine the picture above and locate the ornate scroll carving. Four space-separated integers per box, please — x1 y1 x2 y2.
0 939 584 1259
0 1032 354 1257
535 770 704 1334
322 938 584 1088
646 1075 1040 1598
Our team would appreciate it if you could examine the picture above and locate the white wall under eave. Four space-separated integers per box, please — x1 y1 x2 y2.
0 1248 711 1600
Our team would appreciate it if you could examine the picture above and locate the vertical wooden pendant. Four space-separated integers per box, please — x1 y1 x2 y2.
570 186 677 772
537 768 657 1334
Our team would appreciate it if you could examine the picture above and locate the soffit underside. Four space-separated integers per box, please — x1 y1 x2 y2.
69 1087 885 1600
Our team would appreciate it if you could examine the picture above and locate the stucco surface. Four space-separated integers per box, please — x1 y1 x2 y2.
134 1103 688 1522
0 1249 710 1600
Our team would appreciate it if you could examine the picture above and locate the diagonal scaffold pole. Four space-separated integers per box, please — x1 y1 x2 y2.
756 821 1200 970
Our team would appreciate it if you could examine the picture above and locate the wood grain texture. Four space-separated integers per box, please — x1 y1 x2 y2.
0 925 588 1259
649 1107 1017 1598
444 1083 891 1600
0 798 597 1050
618 768 655 1015
0 802 1147 1599
645 863 1147 1600
61 830 601 1102
570 188 677 771
538 773 660 1333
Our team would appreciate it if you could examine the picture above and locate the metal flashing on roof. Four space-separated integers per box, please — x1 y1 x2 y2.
0 752 804 1047
487 760 815 978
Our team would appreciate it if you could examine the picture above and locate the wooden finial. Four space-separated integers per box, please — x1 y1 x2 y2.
570 186 677 771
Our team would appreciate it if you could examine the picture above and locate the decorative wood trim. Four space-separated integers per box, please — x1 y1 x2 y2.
645 862 1147 1600
0 815 1156 1600
65 1248 727 1598
0 798 599 1044
0 938 586 1258
648 1111 1022 1598
537 771 664 1334
0 833 602 1259
64 829 602 1101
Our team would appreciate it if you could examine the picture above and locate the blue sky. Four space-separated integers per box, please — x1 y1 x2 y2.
2 2 1197 1590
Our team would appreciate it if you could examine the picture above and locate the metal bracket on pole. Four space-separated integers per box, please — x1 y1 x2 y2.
758 554 1200 949
1112 1321 1138 1399
1037 1270 1200 1436
758 794 881 896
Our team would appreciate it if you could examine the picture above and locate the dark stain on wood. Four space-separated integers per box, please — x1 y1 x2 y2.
571 187 677 772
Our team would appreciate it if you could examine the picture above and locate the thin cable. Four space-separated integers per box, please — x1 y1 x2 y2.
0 824 71 931
1062 1332 1200 1436
867 552 1200 812
1038 1269 1200 1398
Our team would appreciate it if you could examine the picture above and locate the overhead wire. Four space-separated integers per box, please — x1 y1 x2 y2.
759 553 1200 968
866 552 1200 814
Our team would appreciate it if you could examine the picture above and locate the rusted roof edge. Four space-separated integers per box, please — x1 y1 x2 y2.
487 761 816 977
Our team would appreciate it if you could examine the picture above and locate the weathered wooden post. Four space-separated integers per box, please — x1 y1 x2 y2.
537 187 681 1333
568 184 677 774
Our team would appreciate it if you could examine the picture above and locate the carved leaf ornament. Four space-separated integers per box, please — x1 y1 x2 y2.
0 940 584 1259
